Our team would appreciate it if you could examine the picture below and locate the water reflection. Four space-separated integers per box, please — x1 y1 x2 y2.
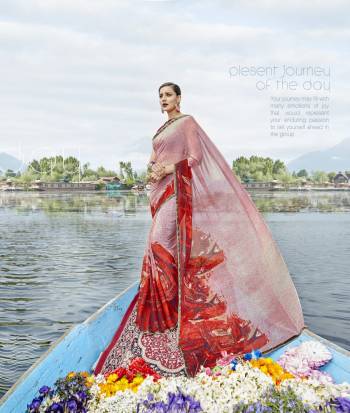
0 191 150 215
250 191 350 213
0 190 349 398
1 190 350 215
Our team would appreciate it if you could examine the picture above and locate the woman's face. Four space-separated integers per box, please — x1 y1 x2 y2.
159 86 180 113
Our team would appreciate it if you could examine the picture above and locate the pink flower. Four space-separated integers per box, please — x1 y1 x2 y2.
204 367 212 376
278 352 312 377
216 351 235 367
278 341 333 380
308 369 334 384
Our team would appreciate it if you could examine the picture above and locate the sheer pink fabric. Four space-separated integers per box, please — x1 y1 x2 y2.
146 114 304 375
95 114 304 378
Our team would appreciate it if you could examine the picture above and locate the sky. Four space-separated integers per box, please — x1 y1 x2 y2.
0 0 349 172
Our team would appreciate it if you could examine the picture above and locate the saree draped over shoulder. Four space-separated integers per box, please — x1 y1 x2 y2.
94 114 304 378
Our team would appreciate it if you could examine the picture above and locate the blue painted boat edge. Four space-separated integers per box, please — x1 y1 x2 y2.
1 279 350 410
82 280 139 326
0 281 139 413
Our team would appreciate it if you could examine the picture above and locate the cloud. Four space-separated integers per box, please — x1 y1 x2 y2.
0 1 349 170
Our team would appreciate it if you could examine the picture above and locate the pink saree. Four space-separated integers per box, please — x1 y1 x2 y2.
94 114 305 377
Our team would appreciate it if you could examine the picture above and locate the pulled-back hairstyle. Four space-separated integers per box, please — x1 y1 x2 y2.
158 82 181 96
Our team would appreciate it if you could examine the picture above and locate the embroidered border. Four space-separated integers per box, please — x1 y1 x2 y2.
94 292 186 377
174 159 193 377
150 180 175 218
152 114 189 141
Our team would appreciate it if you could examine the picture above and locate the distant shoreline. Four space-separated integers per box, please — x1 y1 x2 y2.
1 187 350 194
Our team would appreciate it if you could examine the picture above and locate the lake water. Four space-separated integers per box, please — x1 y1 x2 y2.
1 190 350 398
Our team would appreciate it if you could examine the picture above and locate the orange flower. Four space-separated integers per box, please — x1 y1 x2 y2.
249 357 294 384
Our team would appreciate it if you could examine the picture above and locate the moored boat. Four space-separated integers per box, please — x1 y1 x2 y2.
1 281 349 412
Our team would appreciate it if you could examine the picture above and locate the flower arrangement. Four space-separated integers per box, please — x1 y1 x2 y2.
278 340 333 380
138 390 202 412
98 358 160 397
26 341 350 413
231 386 307 412
26 371 94 413
248 357 294 384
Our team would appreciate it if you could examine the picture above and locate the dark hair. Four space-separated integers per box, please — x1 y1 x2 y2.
158 82 181 96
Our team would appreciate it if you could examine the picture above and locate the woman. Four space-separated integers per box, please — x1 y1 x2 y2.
94 82 305 378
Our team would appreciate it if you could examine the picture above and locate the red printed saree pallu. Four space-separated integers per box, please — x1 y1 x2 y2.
173 115 304 377
96 114 304 379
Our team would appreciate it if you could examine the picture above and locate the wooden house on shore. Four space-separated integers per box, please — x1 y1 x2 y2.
32 180 98 191
333 172 350 187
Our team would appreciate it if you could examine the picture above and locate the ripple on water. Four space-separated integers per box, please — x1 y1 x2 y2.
0 191 350 398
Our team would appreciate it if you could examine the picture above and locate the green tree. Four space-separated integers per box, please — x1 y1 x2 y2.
119 162 125 179
327 172 336 182
272 160 286 175
232 156 287 182
20 169 39 184
5 169 16 177
311 170 328 183
97 166 107 177
232 156 251 180
119 161 135 185
297 169 308 178
62 156 80 181
275 171 294 185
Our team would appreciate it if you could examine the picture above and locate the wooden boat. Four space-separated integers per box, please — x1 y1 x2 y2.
1 281 350 412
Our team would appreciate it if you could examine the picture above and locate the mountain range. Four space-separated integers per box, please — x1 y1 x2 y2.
1 138 350 176
287 138 350 173
0 152 26 174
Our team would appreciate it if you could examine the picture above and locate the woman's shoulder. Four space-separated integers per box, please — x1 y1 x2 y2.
182 114 197 125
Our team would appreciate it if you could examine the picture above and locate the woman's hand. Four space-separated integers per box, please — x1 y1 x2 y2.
148 163 174 183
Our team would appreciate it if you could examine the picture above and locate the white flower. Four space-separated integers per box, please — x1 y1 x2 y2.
278 340 332 377
280 377 350 409
84 342 350 412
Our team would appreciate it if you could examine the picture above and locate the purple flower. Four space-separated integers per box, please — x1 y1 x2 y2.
245 403 271 413
39 385 51 395
28 398 41 411
47 402 64 412
76 390 87 401
334 397 350 412
67 399 78 412
139 390 202 412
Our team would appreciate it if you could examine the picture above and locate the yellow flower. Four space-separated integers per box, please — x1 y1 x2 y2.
107 373 118 383
86 376 95 387
132 376 144 385
67 372 76 379
260 366 268 374
249 357 294 384
119 382 128 391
